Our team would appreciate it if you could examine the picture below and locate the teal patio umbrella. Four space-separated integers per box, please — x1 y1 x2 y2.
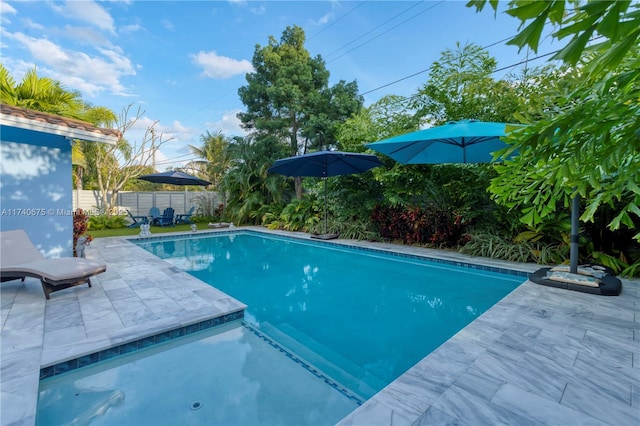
365 119 518 164
366 119 584 275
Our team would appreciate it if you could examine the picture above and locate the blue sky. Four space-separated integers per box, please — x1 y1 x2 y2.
0 0 561 170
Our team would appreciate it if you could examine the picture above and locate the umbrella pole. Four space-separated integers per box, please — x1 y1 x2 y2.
323 177 327 234
570 194 580 274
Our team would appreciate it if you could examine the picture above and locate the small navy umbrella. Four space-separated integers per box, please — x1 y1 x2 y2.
268 150 383 236
138 171 211 186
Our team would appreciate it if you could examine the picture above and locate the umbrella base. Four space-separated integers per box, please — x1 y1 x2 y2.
529 265 621 296
310 233 340 240
208 222 232 229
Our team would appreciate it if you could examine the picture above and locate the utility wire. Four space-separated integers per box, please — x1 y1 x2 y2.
328 1 444 63
358 49 560 113
361 44 558 97
154 155 200 166
308 0 369 41
324 0 428 60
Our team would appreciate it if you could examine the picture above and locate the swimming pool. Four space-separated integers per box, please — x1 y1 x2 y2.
36 231 525 425
135 231 524 398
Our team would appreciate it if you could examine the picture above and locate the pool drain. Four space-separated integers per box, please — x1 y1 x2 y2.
190 401 202 411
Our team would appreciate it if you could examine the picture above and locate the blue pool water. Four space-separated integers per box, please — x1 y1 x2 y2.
37 231 524 425
37 322 360 425
136 232 523 398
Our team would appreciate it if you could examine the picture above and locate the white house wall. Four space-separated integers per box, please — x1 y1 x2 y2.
0 130 74 257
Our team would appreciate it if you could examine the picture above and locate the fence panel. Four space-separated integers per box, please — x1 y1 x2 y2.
73 190 219 217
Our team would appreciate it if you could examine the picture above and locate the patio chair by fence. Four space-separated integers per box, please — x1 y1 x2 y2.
127 210 149 228
149 207 162 225
175 206 195 225
157 207 175 227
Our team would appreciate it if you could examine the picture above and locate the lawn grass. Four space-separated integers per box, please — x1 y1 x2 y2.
88 223 211 238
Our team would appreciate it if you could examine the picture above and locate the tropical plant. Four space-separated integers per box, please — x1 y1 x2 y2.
266 195 320 232
460 232 568 264
309 217 379 241
471 0 640 274
72 209 89 257
87 213 128 230
191 193 225 222
371 204 469 248
411 42 522 124
221 135 290 224
1 65 83 116
185 130 232 190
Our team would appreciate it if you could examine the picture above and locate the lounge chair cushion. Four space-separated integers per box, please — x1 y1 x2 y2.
1 229 106 299
2 258 106 284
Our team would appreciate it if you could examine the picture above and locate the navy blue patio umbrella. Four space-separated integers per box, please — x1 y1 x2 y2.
138 171 211 186
268 150 383 238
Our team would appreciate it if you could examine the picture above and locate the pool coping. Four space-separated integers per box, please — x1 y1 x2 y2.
2 226 638 426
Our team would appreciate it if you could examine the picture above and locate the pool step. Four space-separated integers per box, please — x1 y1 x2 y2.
255 321 386 400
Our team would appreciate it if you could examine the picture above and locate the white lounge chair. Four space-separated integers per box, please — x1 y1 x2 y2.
0 229 106 299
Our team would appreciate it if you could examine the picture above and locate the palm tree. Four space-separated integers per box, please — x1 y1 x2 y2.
1 65 117 189
185 131 232 187
221 135 290 224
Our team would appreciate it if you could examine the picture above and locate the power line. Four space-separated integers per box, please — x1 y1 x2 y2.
324 0 428 60
366 49 562 111
154 155 200 166
308 0 369 41
176 87 237 123
328 1 445 64
360 43 559 97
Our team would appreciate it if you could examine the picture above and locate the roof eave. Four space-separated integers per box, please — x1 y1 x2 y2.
0 114 120 145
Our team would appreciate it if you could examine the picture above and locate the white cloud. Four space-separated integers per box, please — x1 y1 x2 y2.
190 50 253 79
50 0 116 34
0 1 16 24
227 0 265 15
9 32 136 97
121 23 143 34
22 18 45 31
10 190 28 201
48 190 65 202
208 109 246 136
315 12 334 26
161 19 174 32
62 25 111 46
126 116 194 150
250 5 266 15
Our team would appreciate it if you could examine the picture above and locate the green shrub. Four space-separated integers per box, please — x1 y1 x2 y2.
310 217 379 241
88 213 128 230
266 195 319 232
460 232 568 264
